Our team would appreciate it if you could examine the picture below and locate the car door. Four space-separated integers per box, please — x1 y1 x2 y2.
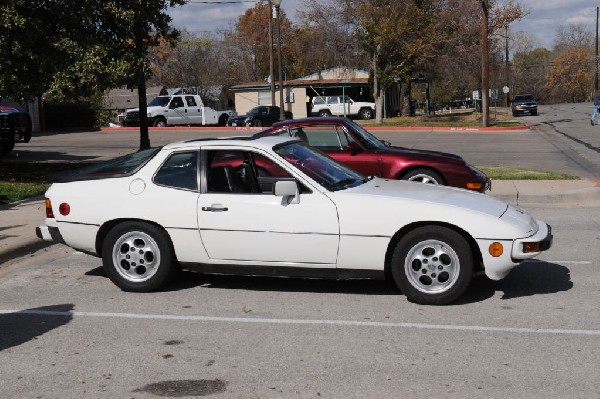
166 96 189 125
184 96 201 124
299 124 381 177
197 148 340 265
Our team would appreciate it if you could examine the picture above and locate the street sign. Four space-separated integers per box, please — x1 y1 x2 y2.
502 86 510 94
472 90 480 100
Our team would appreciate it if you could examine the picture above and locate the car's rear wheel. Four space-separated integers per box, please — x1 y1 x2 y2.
391 226 473 305
102 222 177 292
401 169 444 185
318 110 331 117
253 119 262 127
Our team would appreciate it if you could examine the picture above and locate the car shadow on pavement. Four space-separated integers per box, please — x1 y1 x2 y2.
0 304 74 351
458 260 573 304
84 261 572 301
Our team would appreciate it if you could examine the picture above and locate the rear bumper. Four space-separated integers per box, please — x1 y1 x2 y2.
36 225 65 244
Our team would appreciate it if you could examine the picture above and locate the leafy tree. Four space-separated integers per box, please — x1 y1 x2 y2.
0 0 184 150
546 47 593 103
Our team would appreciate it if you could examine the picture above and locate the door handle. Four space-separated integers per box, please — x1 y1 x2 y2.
202 205 228 212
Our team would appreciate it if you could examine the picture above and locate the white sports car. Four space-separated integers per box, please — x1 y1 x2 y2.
36 136 552 305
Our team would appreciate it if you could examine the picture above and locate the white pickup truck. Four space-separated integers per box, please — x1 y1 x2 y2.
311 95 375 119
123 94 235 127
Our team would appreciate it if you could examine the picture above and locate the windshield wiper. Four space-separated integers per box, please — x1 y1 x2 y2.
330 178 361 190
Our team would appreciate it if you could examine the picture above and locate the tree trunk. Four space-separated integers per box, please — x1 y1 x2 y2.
373 52 384 124
401 79 411 116
137 68 151 150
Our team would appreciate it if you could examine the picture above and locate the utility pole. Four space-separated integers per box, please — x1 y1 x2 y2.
594 7 600 90
505 25 510 107
480 0 490 127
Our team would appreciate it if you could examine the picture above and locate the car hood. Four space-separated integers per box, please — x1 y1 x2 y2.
385 145 464 161
348 177 507 217
328 178 538 239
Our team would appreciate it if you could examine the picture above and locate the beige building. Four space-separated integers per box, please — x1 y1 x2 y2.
230 67 372 118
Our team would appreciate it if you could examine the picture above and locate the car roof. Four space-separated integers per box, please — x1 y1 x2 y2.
162 135 295 151
271 116 349 128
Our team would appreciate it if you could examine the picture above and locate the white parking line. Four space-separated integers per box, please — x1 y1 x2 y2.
524 260 593 265
2 309 600 337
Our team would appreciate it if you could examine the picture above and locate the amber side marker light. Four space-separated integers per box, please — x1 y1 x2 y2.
466 182 483 190
59 203 71 216
45 198 54 218
523 242 541 253
489 242 504 257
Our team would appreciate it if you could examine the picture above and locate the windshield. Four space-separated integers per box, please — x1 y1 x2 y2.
147 97 171 107
514 95 534 102
344 119 387 150
247 107 261 115
274 141 366 191
65 147 161 181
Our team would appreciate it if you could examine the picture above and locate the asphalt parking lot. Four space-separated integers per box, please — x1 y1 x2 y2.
1 201 599 398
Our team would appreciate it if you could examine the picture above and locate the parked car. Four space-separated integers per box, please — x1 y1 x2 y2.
0 105 32 155
256 117 490 192
227 106 292 127
311 95 375 119
511 94 538 116
36 136 552 305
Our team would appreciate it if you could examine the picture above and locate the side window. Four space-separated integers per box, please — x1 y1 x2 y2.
205 150 299 194
154 151 198 191
302 125 343 150
313 97 324 105
170 96 184 108
328 97 339 105
185 96 197 107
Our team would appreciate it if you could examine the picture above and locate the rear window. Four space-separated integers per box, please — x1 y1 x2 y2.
63 147 161 181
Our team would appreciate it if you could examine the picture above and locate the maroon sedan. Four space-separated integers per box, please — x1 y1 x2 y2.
255 117 490 192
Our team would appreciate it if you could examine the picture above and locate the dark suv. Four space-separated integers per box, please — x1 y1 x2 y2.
511 94 538 116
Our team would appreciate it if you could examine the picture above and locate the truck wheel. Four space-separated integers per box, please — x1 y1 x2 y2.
391 226 473 305
360 108 374 119
102 221 177 292
218 114 229 126
153 118 167 127
318 110 331 117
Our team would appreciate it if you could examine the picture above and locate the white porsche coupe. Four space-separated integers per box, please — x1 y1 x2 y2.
37 136 552 305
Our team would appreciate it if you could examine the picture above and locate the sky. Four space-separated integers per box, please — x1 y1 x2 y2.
168 0 600 50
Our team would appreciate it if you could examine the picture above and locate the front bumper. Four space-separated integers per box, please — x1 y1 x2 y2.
512 222 552 259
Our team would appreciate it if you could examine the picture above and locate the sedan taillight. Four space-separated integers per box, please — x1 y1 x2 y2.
45 198 54 218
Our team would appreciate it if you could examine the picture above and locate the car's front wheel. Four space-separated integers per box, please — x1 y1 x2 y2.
391 226 473 305
360 107 374 119
318 110 331 117
401 168 444 185
102 222 177 292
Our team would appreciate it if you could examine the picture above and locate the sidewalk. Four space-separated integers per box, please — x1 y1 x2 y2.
1 179 599 266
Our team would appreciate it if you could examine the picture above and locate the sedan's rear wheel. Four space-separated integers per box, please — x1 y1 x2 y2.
102 222 176 292
401 169 444 185
391 226 473 305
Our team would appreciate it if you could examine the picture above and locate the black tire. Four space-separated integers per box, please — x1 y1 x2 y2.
218 114 229 126
360 108 374 119
531 111 538 116
401 168 444 185
512 111 518 117
318 110 331 117
0 138 15 155
102 222 177 292
153 117 167 127
391 226 473 305
252 119 262 127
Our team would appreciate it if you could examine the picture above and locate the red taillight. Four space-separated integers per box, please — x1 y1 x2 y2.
45 198 54 218
59 203 70 216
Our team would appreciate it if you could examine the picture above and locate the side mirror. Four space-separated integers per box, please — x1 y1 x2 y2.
274 180 300 204
346 141 362 155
